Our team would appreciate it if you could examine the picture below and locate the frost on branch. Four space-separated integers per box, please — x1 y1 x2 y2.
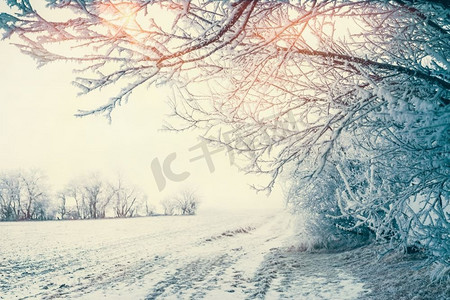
1 0 449 276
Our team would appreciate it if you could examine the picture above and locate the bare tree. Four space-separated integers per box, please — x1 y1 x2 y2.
19 170 49 220
60 174 113 219
64 179 89 219
0 171 22 221
83 175 114 219
161 189 200 216
109 176 144 218
56 191 67 220
175 189 200 215
0 170 50 221
160 198 177 216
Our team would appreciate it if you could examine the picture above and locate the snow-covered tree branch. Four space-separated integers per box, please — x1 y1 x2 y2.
1 0 448 276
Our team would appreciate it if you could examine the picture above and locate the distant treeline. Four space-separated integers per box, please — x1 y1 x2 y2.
0 170 199 221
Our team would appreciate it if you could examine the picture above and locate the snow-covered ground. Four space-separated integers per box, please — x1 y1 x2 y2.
0 210 368 299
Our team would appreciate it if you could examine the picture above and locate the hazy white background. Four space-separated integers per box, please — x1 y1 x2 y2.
0 0 362 214
0 40 284 212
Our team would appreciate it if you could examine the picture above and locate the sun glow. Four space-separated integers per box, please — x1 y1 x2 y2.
97 1 142 33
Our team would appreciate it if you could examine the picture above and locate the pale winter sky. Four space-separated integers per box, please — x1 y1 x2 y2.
0 39 284 212
0 1 361 213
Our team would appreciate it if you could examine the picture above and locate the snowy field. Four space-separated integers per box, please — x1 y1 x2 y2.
0 210 368 299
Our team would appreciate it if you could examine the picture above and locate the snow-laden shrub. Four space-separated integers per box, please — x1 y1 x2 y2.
286 72 449 273
340 83 449 271
333 148 449 276
286 159 374 251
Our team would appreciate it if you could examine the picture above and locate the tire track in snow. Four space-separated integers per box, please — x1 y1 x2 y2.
141 212 295 299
